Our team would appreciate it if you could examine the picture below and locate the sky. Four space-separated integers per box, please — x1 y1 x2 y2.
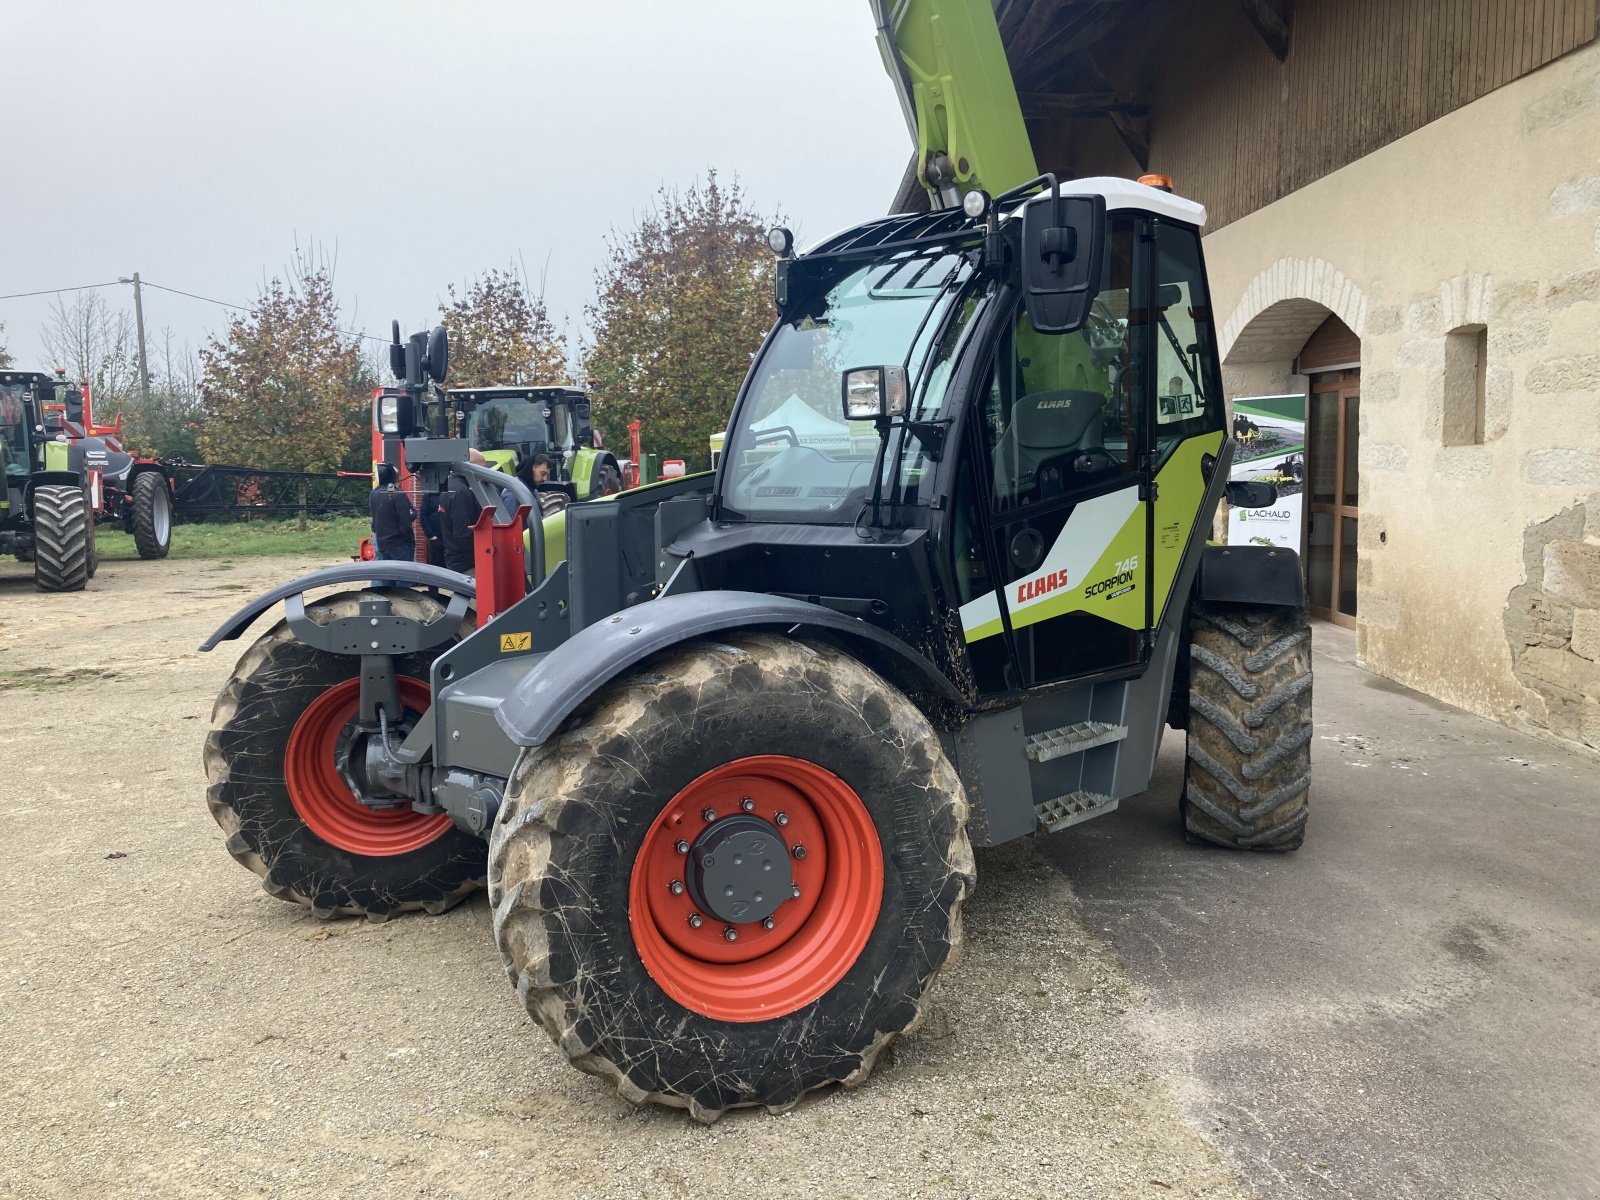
0 0 912 372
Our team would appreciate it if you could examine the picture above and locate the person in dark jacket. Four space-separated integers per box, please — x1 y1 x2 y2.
369 464 416 584
438 448 487 574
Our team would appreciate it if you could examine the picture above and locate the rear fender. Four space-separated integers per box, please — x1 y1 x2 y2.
494 590 966 747
198 563 476 651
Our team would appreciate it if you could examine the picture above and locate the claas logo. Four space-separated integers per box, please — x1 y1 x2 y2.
1016 569 1069 604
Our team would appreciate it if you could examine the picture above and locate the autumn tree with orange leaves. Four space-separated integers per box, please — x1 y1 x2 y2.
440 267 569 389
584 172 778 468
198 252 371 526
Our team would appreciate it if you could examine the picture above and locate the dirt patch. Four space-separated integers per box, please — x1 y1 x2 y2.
0 555 1246 1199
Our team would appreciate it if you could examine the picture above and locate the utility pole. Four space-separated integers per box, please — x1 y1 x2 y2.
120 272 151 405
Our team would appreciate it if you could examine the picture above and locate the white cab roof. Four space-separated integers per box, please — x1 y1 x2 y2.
1019 175 1207 227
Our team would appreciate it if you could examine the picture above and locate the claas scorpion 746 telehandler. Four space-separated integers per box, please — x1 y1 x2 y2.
197 0 1310 1120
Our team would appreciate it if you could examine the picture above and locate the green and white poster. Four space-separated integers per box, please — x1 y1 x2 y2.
1228 394 1306 551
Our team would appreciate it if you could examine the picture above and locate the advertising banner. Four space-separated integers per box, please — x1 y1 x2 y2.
1227 394 1306 552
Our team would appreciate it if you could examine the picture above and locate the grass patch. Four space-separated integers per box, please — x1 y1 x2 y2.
96 516 370 561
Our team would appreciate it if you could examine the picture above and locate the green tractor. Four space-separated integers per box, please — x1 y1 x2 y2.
199 173 1311 1119
0 370 98 591
453 385 625 501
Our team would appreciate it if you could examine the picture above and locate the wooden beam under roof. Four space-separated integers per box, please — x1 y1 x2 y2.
1240 0 1292 61
1019 89 1149 118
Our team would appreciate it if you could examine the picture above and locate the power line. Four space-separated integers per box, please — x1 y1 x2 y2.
2 274 391 346
0 280 123 301
139 278 389 345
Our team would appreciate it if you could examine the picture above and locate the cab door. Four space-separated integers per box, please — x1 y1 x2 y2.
954 215 1155 693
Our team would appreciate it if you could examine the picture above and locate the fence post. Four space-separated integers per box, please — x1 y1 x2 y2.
297 478 308 531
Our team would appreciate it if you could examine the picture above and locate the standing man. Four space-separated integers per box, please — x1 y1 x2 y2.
439 448 488 575
369 463 417 586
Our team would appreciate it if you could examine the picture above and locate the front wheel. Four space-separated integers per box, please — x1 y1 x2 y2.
1182 602 1312 850
32 484 90 592
489 633 973 1120
204 589 485 919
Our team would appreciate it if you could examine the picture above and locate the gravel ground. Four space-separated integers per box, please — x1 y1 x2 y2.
0 554 1246 1199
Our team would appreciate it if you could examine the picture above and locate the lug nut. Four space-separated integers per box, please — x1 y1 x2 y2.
675 840 689 855
790 884 802 899
688 913 703 929
762 917 775 930
723 927 739 943
702 807 716 822
668 879 685 896
774 812 789 827
792 844 807 860
740 796 755 812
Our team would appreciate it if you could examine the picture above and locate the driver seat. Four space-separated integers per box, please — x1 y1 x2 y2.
991 389 1112 501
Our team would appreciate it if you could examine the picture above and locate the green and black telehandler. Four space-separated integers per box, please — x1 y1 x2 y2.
198 0 1311 1120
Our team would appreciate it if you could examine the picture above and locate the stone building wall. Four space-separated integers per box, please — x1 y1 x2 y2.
1200 35 1600 753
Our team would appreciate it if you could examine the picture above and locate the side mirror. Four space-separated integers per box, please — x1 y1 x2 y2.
842 365 908 420
427 325 449 384
1225 479 1279 508
65 389 84 423
389 320 405 379
1020 193 1106 333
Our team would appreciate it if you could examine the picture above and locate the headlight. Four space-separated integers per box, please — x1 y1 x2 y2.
377 396 400 434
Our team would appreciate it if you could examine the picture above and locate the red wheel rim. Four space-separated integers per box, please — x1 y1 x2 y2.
629 755 884 1023
284 676 452 857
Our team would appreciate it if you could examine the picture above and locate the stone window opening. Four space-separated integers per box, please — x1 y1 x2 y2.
1442 324 1489 446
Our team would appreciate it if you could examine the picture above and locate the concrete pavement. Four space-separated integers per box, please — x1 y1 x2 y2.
1044 623 1600 1199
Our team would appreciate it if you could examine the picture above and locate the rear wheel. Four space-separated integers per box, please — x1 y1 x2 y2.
32 484 89 592
1182 602 1312 850
204 589 484 919
131 471 172 559
490 633 973 1121
590 461 624 498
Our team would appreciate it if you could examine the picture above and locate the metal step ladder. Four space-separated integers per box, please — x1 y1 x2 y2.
1025 719 1128 763
1034 790 1120 833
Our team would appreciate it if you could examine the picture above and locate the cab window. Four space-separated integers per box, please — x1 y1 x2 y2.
1152 222 1224 460
979 217 1141 512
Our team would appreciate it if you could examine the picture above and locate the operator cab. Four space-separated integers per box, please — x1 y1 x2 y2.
704 176 1227 702
453 386 593 483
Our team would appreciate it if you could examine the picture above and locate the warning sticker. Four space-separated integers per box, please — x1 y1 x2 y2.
498 632 532 653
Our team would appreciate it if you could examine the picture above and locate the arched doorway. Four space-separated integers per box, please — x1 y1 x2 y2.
1220 285 1364 629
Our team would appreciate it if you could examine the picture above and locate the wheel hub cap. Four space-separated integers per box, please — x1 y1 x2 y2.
687 815 792 925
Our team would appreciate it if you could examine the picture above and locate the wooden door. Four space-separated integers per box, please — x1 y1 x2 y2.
1305 369 1359 628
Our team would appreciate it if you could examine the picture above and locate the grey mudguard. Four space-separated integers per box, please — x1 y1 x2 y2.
495 590 964 747
197 562 476 652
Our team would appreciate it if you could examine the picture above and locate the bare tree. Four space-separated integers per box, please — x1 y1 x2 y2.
0 320 13 369
39 292 139 405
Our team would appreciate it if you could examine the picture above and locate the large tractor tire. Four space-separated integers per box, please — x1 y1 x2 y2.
1182 602 1312 850
204 590 484 920
31 484 90 592
591 462 624 498
490 633 974 1121
131 471 173 559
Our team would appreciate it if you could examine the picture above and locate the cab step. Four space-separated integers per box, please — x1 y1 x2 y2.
1026 720 1128 763
1035 790 1120 833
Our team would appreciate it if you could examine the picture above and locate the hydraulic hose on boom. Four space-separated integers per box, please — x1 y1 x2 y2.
871 0 1039 207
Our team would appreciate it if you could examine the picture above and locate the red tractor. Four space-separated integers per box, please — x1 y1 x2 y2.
43 372 176 559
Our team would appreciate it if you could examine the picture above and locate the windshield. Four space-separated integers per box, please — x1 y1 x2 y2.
720 247 981 523
466 396 553 453
0 384 30 479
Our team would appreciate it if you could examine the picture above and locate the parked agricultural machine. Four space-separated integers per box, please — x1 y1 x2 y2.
0 368 175 589
40 370 176 559
197 0 1311 1120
